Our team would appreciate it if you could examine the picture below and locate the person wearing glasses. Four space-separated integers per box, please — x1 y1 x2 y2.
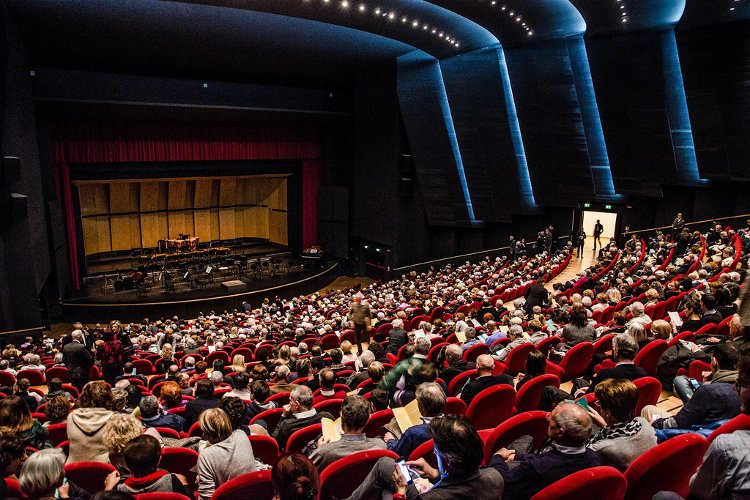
689 355 750 499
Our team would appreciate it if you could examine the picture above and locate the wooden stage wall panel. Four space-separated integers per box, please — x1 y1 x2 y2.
76 176 289 256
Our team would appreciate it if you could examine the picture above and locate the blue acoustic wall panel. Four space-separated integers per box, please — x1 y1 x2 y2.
586 28 704 195
439 46 535 221
565 35 622 202
397 50 475 227
504 38 597 207
677 21 750 181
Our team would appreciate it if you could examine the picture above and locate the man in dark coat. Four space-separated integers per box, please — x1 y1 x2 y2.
524 278 549 314
385 319 409 356
460 354 513 407
63 329 94 391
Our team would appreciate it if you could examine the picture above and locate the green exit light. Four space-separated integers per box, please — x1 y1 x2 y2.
583 202 591 208
604 205 612 210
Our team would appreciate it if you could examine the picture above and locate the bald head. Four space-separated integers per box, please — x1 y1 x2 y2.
549 402 593 447
475 354 494 374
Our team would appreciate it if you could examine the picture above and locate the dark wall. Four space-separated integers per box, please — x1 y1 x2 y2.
0 13 48 329
678 20 750 181
504 38 596 207
439 47 525 222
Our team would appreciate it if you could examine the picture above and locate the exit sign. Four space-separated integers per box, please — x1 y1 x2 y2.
604 205 612 210
583 202 591 208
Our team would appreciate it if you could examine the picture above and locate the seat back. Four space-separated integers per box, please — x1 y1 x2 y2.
428 343 449 362
463 343 489 363
364 409 394 438
313 399 344 419
559 342 595 381
535 336 561 357
633 339 668 376
600 306 617 324
466 385 515 430
134 493 193 499
64 461 116 495
531 466 627 500
249 434 281 466
318 449 399 500
624 433 708 499
442 397 468 416
206 350 230 366
483 411 549 464
133 359 155 375
632 376 662 416
47 422 68 446
707 413 750 443
266 391 291 406
448 369 478 396
407 438 437 468
286 423 323 454
16 369 45 385
250 407 285 435
160 447 199 487
320 334 340 350
514 374 560 414
46 366 70 383
593 333 616 357
505 343 537 375
213 469 274 500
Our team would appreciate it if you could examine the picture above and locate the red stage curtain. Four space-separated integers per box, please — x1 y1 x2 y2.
51 120 323 290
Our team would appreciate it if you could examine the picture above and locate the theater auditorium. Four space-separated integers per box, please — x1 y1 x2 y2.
1 0 749 498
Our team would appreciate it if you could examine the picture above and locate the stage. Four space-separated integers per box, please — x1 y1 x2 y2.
62 261 339 323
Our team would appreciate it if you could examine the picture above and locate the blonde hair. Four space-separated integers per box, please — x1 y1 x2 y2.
232 354 246 372
650 320 672 340
103 413 143 456
200 408 232 444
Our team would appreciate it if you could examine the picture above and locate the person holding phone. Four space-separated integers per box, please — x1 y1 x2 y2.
347 415 502 500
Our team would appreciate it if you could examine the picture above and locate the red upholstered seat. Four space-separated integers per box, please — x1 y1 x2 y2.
16 369 45 385
463 343 489 363
0 370 16 387
408 438 438 468
514 374 560 414
318 449 399 500
466 384 515 430
428 343 449 362
624 433 708 499
47 422 68 446
633 339 668 376
64 461 116 495
212 469 275 500
133 359 155 375
535 336 561 357
708 413 750 443
134 493 192 499
448 369 478 396
46 366 70 383
593 333 616 357
160 447 199 487
545 342 594 381
504 343 538 375
531 466 627 500
249 434 281 466
286 423 322 454
364 409 394 438
250 407 285 435
443 397 468 416
483 410 549 464
266 391 291 406
154 427 181 439
319 333 340 350
633 376 662 416
313 398 344 419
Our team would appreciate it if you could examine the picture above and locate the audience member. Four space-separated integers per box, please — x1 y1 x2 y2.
309 395 386 470
273 386 334 451
460 354 513 406
272 453 320 500
384 382 445 459
67 381 114 464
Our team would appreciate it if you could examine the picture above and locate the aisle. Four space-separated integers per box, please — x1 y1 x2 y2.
547 237 600 290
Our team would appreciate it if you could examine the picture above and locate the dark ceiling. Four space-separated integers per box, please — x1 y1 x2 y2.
5 0 744 89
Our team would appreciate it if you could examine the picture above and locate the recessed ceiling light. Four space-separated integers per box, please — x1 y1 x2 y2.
374 7 380 14
501 5 506 10
388 12 395 19
423 24 428 29
412 20 419 26
358 3 365 11
402 16 407 22
341 0 348 7
431 28 436 33
509 11 514 15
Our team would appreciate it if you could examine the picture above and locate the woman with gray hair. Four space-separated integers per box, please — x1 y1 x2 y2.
19 448 88 499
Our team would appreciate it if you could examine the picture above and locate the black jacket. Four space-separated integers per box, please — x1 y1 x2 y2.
63 341 94 379
386 328 409 355
460 374 514 406
587 363 647 393
524 284 549 310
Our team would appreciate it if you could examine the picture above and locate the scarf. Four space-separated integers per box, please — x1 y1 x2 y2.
588 418 642 445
